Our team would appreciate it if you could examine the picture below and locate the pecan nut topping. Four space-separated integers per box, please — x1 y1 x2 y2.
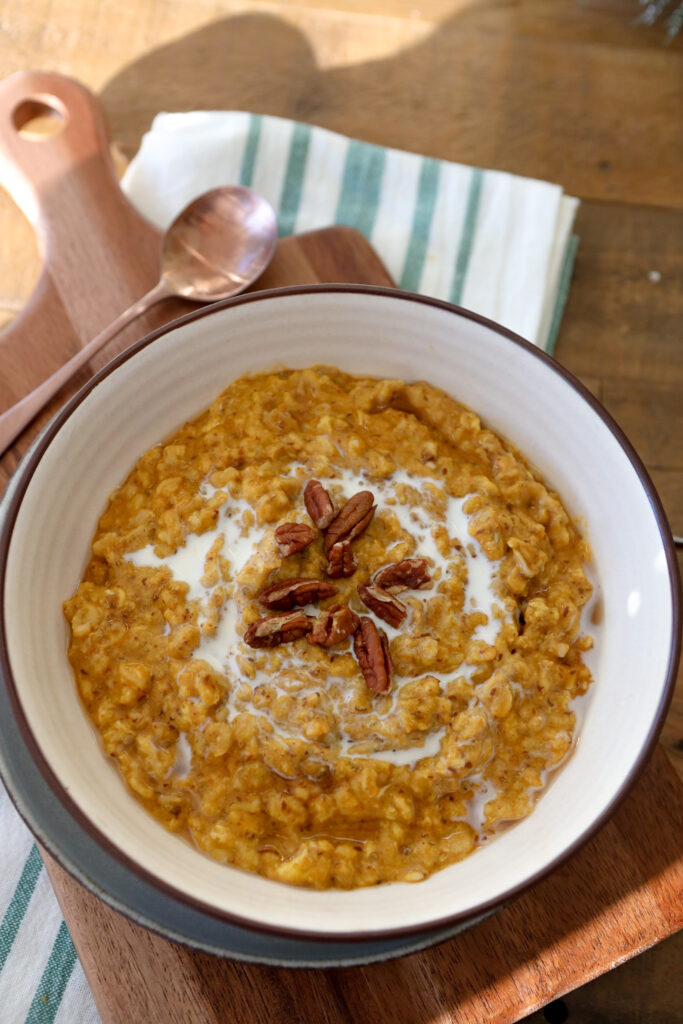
259 577 338 611
274 522 316 557
324 491 375 554
304 480 335 529
244 611 313 648
353 616 392 693
308 604 360 647
326 540 357 579
357 582 407 628
372 557 431 594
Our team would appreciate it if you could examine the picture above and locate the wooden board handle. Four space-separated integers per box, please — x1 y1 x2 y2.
0 72 115 244
0 72 165 414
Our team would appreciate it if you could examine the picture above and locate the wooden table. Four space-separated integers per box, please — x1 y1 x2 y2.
0 0 681 1019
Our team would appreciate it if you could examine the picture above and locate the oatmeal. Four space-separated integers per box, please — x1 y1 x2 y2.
63 367 594 889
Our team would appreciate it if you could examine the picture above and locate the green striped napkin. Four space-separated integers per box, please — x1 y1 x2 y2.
122 112 579 352
0 112 579 1023
0 795 97 1023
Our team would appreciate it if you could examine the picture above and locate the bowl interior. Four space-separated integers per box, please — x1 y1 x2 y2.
2 289 676 937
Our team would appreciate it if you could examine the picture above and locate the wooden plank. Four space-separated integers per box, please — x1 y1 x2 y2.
600 379 683 470
522 932 683 1024
555 201 683 389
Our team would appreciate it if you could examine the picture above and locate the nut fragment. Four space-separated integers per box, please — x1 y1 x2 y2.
259 577 338 611
308 604 360 647
304 480 335 529
274 522 316 557
244 611 313 648
326 540 357 579
373 558 431 594
353 617 392 693
357 582 407 628
324 491 375 554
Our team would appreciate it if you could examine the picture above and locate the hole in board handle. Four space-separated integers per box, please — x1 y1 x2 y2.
12 98 67 139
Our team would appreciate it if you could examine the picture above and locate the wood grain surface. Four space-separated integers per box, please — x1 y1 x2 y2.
0 0 681 1019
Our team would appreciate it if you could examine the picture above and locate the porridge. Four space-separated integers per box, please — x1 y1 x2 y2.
63 367 594 889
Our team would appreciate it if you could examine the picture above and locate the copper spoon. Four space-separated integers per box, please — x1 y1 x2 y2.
0 185 278 456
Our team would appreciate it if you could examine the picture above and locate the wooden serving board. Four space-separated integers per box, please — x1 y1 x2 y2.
0 72 682 1024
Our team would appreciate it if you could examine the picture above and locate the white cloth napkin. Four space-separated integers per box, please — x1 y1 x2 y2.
0 788 100 1024
122 112 579 352
0 112 580 1024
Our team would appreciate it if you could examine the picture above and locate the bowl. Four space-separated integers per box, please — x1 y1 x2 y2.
0 285 679 948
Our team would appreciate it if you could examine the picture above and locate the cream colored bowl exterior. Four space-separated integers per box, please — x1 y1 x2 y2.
3 289 676 937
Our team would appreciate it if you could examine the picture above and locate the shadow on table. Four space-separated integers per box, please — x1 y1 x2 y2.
99 3 678 207
101 7 496 164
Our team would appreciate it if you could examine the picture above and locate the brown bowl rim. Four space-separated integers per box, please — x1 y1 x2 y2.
0 283 680 943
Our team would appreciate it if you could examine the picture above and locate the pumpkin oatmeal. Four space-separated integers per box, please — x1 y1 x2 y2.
63 367 594 889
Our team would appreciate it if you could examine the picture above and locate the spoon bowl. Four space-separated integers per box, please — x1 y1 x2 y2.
161 186 278 301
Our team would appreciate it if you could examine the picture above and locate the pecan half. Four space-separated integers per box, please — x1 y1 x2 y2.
244 611 313 648
307 604 360 647
274 522 316 557
324 491 375 554
373 557 431 594
259 577 338 611
326 540 357 579
357 582 407 628
353 617 392 693
304 480 335 529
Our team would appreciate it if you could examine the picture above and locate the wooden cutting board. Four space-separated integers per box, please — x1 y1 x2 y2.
0 71 682 1024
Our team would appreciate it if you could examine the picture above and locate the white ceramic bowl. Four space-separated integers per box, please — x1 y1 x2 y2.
0 286 679 942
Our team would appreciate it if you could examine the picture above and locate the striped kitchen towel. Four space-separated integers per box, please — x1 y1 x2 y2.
0 790 99 1024
121 112 579 352
0 113 579 1023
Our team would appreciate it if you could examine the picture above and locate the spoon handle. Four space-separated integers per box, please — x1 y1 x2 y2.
0 279 168 457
